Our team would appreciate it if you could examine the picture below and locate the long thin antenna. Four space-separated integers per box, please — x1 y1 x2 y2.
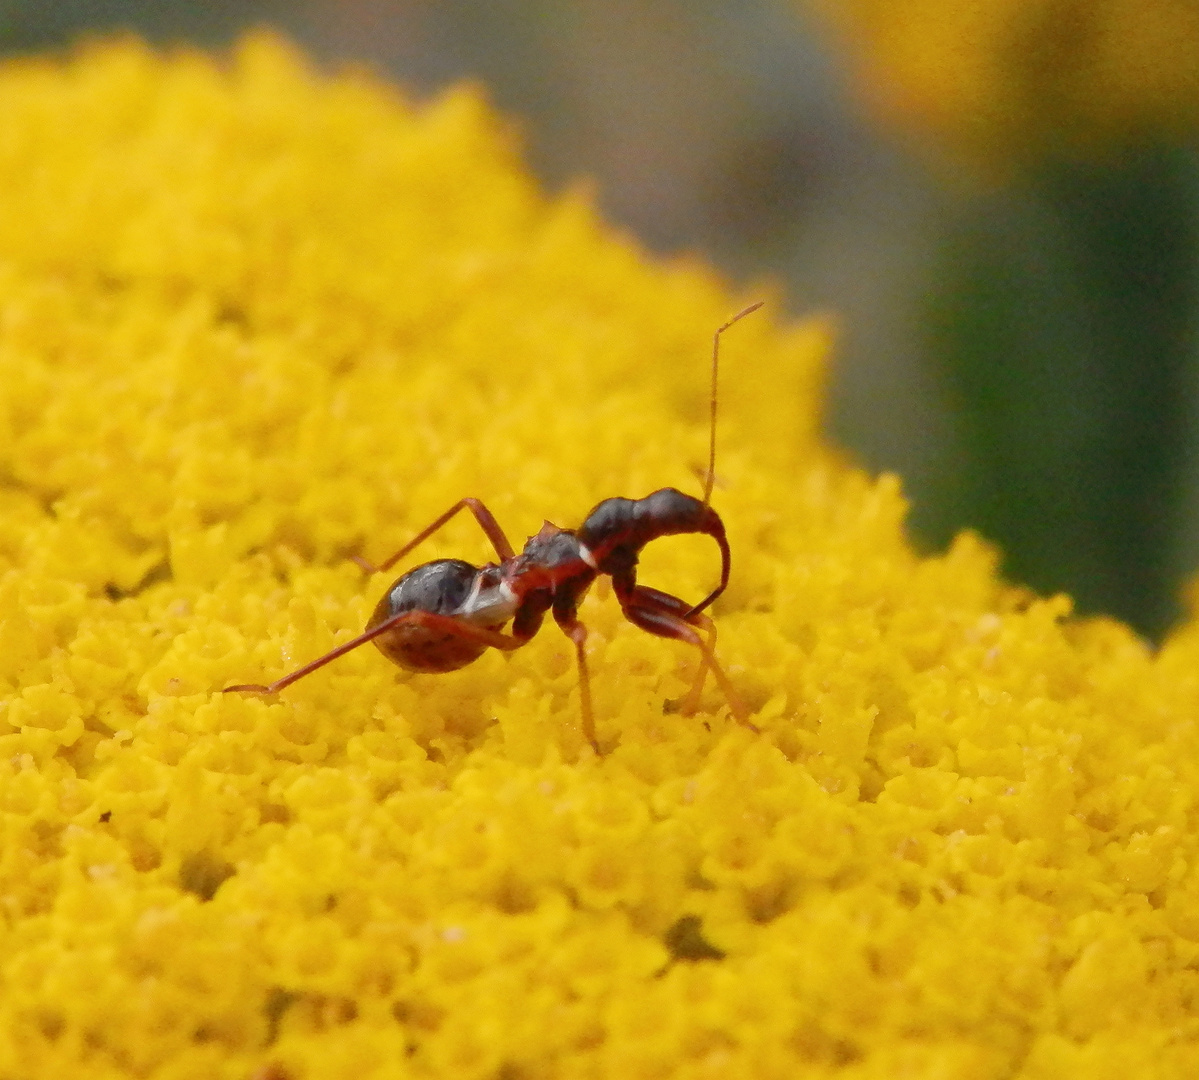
702 301 764 507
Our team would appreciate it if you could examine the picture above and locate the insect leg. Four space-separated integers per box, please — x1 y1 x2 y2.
355 498 516 574
223 610 527 695
669 611 717 717
623 586 713 713
552 612 598 753
618 585 752 728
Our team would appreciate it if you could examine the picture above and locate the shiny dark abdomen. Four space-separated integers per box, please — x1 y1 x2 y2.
366 558 489 674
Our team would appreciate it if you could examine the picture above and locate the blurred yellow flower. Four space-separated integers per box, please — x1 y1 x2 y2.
3 31 1199 1079
808 0 1199 167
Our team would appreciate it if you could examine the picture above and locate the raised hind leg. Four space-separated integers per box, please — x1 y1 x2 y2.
355 498 515 574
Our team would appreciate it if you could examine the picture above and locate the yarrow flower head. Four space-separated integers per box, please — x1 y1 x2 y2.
2 32 1199 1079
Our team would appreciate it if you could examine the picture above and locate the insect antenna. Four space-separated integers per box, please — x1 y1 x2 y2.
701 301 764 507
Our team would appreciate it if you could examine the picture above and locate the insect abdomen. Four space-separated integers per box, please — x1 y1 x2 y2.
368 559 491 673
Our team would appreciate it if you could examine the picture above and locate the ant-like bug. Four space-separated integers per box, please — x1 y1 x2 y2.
224 302 763 751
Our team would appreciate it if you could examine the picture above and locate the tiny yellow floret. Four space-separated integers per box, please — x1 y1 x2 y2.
2 32 1199 1080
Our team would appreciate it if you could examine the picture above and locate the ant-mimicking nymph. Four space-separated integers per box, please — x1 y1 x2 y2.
224 302 763 752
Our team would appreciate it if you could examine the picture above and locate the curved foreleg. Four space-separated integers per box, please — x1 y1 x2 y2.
617 584 751 728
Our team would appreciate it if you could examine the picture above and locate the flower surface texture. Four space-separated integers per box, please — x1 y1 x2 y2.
2 33 1199 1080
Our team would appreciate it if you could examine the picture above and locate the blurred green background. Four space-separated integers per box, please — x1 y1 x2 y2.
3 0 1197 639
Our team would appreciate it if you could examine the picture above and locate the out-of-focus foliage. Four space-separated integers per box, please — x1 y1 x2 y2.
808 0 1199 639
810 0 1199 170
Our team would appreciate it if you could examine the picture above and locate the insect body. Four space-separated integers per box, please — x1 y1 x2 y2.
224 304 762 750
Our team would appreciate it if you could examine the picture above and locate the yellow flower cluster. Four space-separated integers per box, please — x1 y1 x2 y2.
807 0 1199 167
3 33 1199 1079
